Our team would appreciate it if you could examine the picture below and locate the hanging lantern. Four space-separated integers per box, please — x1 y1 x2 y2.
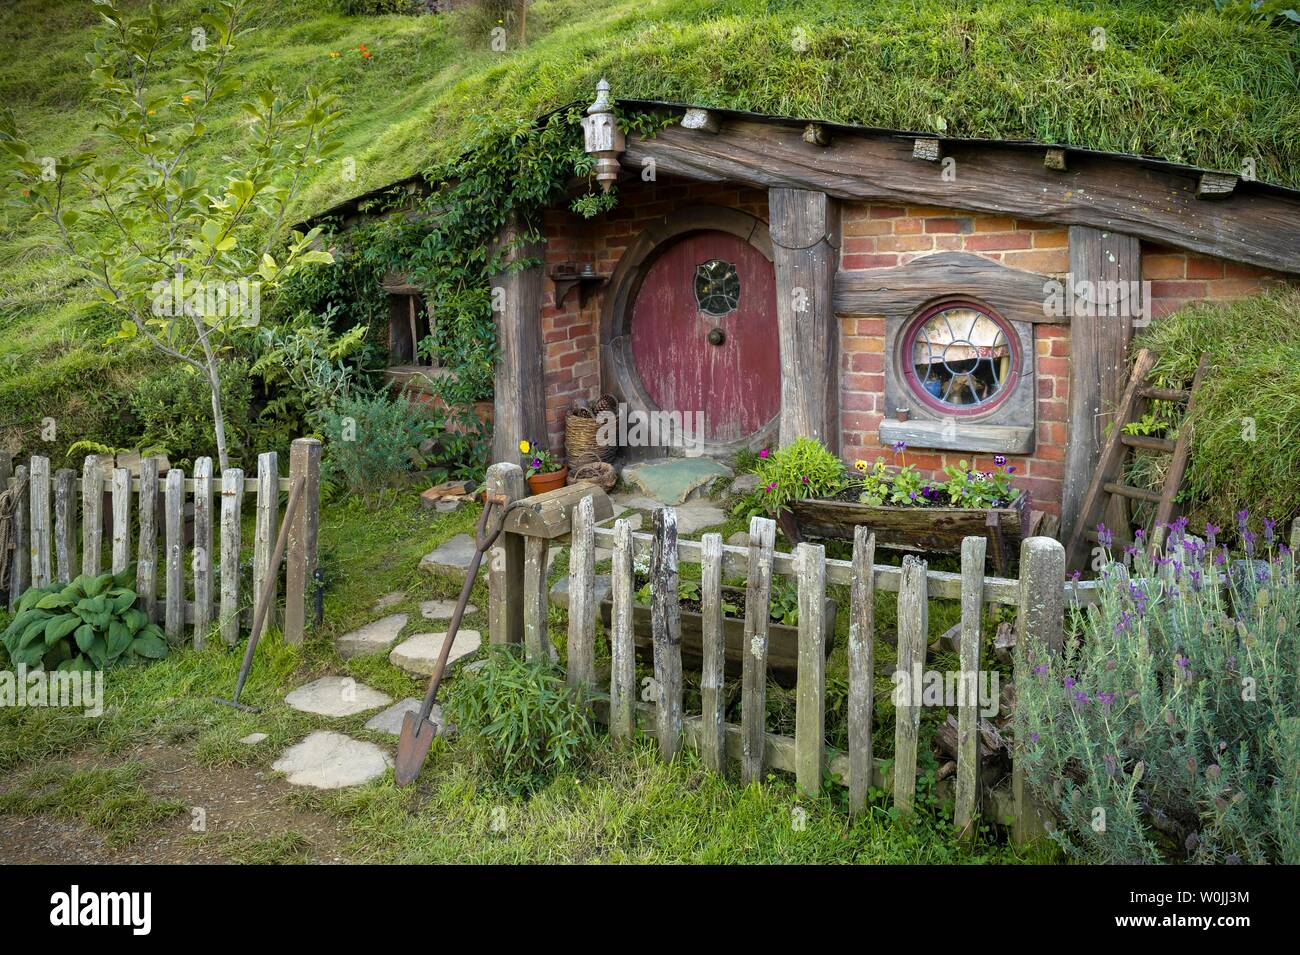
581 78 625 193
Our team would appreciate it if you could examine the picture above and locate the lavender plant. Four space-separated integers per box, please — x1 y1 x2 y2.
1017 516 1298 863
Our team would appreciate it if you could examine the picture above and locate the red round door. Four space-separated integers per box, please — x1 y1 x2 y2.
629 230 780 443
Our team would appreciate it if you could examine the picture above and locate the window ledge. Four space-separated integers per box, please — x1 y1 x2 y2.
878 418 1035 454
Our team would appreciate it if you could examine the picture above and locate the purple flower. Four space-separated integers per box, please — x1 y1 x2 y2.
1033 662 1048 675
1206 523 1220 549
1096 692 1116 706
1064 675 1076 690
1264 517 1276 545
1071 570 1082 582
765 481 777 492
1007 466 1017 474
1244 530 1256 557
1236 509 1250 534
1073 690 1090 704
993 454 1007 467
531 457 542 469
909 491 918 501
892 440 907 453
1097 523 1113 548
759 448 770 458
1029 732 1040 744
1176 654 1189 671
801 475 809 484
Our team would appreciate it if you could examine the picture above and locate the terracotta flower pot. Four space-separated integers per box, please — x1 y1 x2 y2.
527 467 568 495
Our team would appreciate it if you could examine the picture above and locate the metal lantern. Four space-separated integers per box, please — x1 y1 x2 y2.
582 78 625 193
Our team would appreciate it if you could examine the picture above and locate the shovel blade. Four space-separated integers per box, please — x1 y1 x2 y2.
394 710 438 787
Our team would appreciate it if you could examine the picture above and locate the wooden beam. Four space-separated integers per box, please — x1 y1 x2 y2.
770 187 841 452
623 121 1300 274
500 483 613 539
490 213 546 465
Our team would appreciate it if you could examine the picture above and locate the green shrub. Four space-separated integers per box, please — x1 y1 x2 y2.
445 645 596 794
318 390 433 499
128 360 253 468
1018 527 1298 863
754 437 845 513
2 569 168 672
335 0 417 14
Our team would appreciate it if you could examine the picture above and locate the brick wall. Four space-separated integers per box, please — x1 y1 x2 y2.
1141 243 1288 318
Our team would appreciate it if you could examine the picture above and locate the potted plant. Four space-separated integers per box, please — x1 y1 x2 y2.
519 440 567 494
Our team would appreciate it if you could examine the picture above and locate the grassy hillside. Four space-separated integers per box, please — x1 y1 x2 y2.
1 0 1297 458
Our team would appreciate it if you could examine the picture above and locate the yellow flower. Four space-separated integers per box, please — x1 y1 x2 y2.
182 95 191 104
854 459 868 473
518 439 531 454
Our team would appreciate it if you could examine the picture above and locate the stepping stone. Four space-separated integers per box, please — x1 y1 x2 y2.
622 458 732 505
728 531 751 548
674 502 728 536
370 591 405 613
419 533 481 578
421 599 477 621
731 473 761 495
273 731 392 790
434 498 464 513
239 732 268 745
550 574 612 610
336 613 409 659
363 698 453 737
284 676 391 718
610 493 669 513
389 630 482 677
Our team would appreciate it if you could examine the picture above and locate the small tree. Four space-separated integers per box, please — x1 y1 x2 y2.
0 0 340 469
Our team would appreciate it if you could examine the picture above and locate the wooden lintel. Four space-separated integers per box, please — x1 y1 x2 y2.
802 123 830 147
503 483 614 539
680 108 720 134
1197 172 1237 198
1044 148 1067 172
912 137 942 162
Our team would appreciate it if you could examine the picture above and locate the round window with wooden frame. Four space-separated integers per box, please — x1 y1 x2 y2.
901 300 1020 416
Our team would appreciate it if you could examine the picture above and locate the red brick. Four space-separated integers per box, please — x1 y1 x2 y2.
842 254 898 269
1184 256 1224 280
869 206 907 219
925 217 974 234
1142 255 1186 280
964 232 1032 252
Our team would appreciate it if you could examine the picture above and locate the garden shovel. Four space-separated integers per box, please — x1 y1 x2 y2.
395 493 512 787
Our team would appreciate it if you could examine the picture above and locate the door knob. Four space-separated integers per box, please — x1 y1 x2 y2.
707 327 726 346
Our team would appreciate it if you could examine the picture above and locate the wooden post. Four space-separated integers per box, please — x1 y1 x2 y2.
769 187 841 452
7 465 30 611
219 468 243 646
955 536 987 837
650 507 683 761
1291 516 1300 560
191 457 213 647
522 535 550 664
284 438 322 644
81 455 102 577
566 494 597 690
28 456 51 589
1013 536 1066 843
848 526 876 816
609 518 637 739
1061 226 1141 539
485 462 527 646
699 532 726 773
164 468 184 642
136 458 159 622
110 467 131 575
0 452 9 490
53 469 76 585
252 452 279 634
794 541 827 794
489 213 547 465
740 516 777 785
893 554 927 814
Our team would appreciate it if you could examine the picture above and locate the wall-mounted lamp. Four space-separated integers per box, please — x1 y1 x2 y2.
581 78 625 193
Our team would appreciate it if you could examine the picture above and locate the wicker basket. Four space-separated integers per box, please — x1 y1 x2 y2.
565 397 618 467
567 460 617 492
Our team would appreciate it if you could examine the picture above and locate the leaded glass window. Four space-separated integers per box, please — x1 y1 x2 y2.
694 259 740 315
904 302 1016 412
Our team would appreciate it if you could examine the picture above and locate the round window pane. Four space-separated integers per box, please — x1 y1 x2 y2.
694 259 740 315
904 302 1017 413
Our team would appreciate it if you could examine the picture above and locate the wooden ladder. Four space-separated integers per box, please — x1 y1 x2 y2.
1065 348 1210 573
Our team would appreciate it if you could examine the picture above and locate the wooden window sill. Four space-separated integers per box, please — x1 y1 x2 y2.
878 418 1035 454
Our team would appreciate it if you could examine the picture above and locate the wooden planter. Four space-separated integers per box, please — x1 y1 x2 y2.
786 492 1031 573
598 585 835 688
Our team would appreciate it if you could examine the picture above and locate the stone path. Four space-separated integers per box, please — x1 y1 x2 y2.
363 698 453 737
336 613 408 659
621 457 732 504
421 598 476 620
389 630 482 677
284 676 391 718
272 731 392 790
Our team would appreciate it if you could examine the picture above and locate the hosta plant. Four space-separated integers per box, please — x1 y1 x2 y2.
1018 517 1298 863
2 568 169 672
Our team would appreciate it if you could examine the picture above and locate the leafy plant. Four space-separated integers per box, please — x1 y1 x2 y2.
2 569 168 672
518 439 559 477
754 437 845 513
127 360 253 467
317 390 434 499
939 458 1019 509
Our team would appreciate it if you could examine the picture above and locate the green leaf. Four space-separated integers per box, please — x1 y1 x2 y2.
107 620 132 659
45 614 82 646
130 632 169 660
36 592 74 610
122 607 148 634
74 623 96 652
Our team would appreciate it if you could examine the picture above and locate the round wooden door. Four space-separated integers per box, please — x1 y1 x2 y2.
629 230 780 443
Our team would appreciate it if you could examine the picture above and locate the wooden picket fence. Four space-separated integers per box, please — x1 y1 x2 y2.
483 461 1101 838
1 438 321 646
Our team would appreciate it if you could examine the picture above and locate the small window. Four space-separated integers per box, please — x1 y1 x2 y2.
388 292 435 368
694 259 740 315
902 300 1018 415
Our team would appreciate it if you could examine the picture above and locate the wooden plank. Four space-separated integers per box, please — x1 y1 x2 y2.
955 536 987 837
489 212 547 464
770 187 840 451
136 458 159 622
7 465 30 610
164 468 184 642
191 457 213 647
1150 354 1210 546
650 507 683 761
53 469 76 584
110 467 132 575
1291 516 1300 558
501 483 613 539
794 541 827 794
699 532 726 773
1120 434 1176 453
485 462 527 646
80 455 102 577
1104 482 1162 504
252 452 279 634
740 516 777 784
566 494 596 690
284 438 322 644
847 526 876 816
219 468 243 646
1013 536 1066 843
609 518 637 739
1138 385 1190 402
790 494 1028 556
0 451 9 488
893 554 927 814
522 535 550 664
622 119 1300 275
28 456 51 589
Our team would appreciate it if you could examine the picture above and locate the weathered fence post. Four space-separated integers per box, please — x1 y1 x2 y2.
81 454 102 577
164 468 185 641
566 494 596 690
284 438 322 645
955 535 988 838
848 526 876 816
29 456 51 589
219 468 244 646
699 532 725 773
7 465 30 611
485 462 526 647
740 515 777 785
54 468 76 584
609 517 637 739
137 457 159 622
894 554 928 814
1013 536 1065 843
522 533 550 664
191 458 213 647
110 467 132 576
253 452 279 634
651 507 683 761
795 541 827 794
